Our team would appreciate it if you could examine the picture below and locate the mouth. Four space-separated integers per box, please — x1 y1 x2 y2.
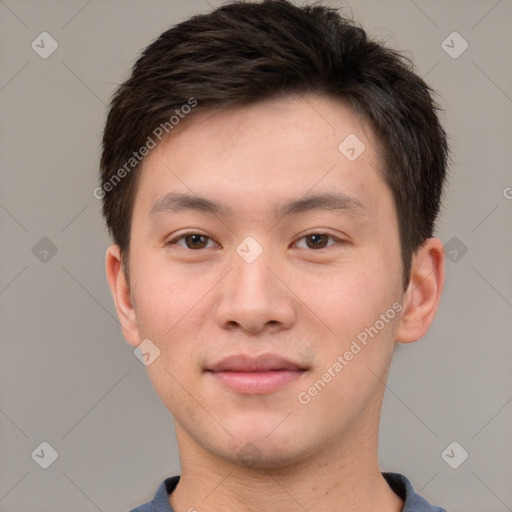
206 354 308 394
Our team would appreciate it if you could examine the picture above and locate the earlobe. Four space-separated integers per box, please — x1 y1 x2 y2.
105 245 140 347
395 238 445 344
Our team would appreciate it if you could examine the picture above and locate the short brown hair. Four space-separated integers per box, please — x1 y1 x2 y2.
100 0 449 290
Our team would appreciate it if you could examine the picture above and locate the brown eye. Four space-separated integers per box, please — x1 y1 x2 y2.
294 233 339 250
184 234 209 249
169 233 217 250
305 234 329 249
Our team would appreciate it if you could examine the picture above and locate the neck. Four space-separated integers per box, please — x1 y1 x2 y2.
169 421 403 512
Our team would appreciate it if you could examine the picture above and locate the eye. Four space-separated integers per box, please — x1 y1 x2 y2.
168 233 219 250
293 233 341 250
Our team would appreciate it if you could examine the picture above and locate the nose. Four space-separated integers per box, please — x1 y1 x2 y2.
214 247 296 334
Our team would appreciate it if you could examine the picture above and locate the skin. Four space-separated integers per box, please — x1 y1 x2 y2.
106 94 444 512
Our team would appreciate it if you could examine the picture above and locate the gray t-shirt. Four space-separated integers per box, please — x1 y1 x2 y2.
128 472 446 511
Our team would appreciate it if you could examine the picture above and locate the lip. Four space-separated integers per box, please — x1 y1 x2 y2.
208 354 306 372
206 354 308 394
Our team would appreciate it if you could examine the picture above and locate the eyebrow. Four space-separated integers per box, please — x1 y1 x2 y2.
276 192 366 217
148 191 366 219
149 192 231 218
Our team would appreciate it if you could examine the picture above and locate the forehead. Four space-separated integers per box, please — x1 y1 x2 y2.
134 94 391 221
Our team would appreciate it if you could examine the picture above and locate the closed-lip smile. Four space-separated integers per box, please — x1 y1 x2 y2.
206 354 308 394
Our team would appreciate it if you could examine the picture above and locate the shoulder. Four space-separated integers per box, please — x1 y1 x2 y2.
382 472 446 512
127 476 180 512
132 473 446 512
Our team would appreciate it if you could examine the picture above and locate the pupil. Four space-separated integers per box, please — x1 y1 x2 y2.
187 234 206 248
308 234 327 248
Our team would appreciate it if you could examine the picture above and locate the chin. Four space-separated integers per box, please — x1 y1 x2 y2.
226 441 307 470
216 428 320 470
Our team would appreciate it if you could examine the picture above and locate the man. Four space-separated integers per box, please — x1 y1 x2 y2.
100 1 448 510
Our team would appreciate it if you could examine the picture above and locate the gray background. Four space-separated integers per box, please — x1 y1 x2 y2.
1 0 511 510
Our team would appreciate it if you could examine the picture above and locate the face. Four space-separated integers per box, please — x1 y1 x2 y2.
114 95 411 467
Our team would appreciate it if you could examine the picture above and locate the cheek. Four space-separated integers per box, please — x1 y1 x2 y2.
297 289 400 424
129 253 213 383
294 253 402 390
296 257 398 330
130 253 211 339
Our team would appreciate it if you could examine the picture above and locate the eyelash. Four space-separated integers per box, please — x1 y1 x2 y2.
167 232 344 251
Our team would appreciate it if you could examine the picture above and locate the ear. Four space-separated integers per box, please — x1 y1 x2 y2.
105 244 140 347
395 238 445 344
